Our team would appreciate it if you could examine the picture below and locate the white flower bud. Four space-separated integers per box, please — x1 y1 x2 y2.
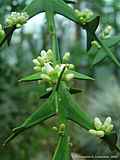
65 73 74 81
46 87 52 92
89 129 97 136
52 126 58 132
37 56 43 63
32 59 40 66
63 52 70 62
6 12 29 27
94 117 102 130
105 124 113 133
40 50 47 57
44 63 54 73
68 64 75 69
95 131 105 138
104 117 112 126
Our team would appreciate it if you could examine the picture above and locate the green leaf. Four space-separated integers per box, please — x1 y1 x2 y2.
58 83 93 130
52 135 70 160
24 0 78 23
89 35 120 66
40 87 83 99
3 91 56 146
0 26 15 47
70 70 94 80
19 72 42 82
90 36 120 66
103 35 120 48
91 49 107 66
40 90 52 99
69 88 83 94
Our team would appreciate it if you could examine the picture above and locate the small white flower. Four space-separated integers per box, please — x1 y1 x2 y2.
41 50 47 57
94 117 102 130
44 63 54 73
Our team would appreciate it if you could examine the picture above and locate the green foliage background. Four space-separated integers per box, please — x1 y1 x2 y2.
0 0 120 159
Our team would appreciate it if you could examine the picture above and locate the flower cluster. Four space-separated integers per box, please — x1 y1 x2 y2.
91 40 101 49
89 117 113 138
0 24 5 40
52 123 66 136
75 9 94 25
33 49 74 84
100 25 113 39
6 12 29 28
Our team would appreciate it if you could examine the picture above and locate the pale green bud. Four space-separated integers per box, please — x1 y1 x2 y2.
89 129 97 136
47 49 53 57
59 123 66 135
104 124 113 133
16 23 22 28
68 64 75 69
32 59 40 66
37 56 43 64
52 126 58 132
33 66 41 72
91 41 101 49
41 74 51 81
40 50 47 57
104 25 113 35
104 117 112 126
63 52 70 62
65 73 74 81
95 130 105 138
94 117 102 130
6 12 29 27
46 87 52 92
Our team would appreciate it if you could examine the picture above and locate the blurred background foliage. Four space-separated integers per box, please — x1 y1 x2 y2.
1 0 120 159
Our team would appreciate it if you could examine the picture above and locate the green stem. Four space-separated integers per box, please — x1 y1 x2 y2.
46 11 61 63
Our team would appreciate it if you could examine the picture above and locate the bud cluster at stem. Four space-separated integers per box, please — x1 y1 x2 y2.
100 25 113 39
89 117 114 138
75 9 94 25
6 12 29 28
91 40 101 49
32 49 75 85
